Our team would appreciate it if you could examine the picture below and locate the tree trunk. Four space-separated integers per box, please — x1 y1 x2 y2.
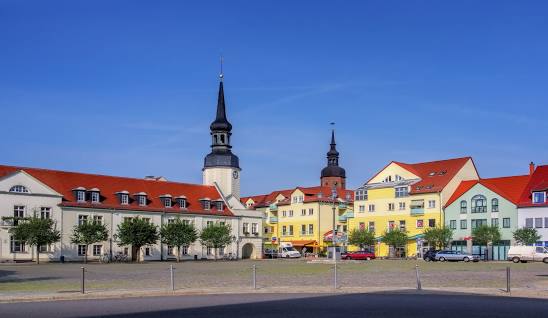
36 246 40 264
84 245 88 264
176 246 181 263
214 248 218 261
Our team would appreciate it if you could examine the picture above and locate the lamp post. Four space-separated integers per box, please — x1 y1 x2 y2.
331 183 338 262
232 235 242 259
110 234 118 261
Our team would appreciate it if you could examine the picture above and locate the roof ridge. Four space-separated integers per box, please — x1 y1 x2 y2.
396 156 471 166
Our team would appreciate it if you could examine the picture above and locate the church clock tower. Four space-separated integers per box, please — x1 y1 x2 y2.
203 74 241 199
320 129 346 189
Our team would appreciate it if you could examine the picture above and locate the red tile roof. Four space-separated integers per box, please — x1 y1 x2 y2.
242 186 354 208
445 175 531 208
0 165 233 217
518 165 548 208
391 157 475 194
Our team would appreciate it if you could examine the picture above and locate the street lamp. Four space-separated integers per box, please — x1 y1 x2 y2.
110 233 118 260
331 183 338 262
232 235 242 259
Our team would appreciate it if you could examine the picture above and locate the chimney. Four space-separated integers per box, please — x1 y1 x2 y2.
529 162 535 175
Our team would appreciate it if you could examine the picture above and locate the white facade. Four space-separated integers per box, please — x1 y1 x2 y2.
203 167 241 200
518 206 548 246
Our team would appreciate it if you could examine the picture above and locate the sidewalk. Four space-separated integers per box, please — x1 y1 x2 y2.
1 286 547 303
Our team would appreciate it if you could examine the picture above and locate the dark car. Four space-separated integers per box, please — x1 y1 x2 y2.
423 250 439 262
341 250 375 260
263 248 279 259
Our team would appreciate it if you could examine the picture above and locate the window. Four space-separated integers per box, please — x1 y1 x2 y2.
428 200 436 209
282 226 287 235
545 217 548 228
145 247 151 256
182 246 189 255
78 215 88 226
301 224 306 235
343 225 348 233
182 219 191 225
460 200 467 213
428 219 436 227
78 245 87 256
368 204 375 212
535 218 543 228
252 223 258 234
491 218 499 227
202 200 211 210
491 198 499 212
91 192 100 203
93 215 103 225
39 244 51 253
399 220 406 231
471 195 487 213
460 220 467 229
139 195 147 206
282 211 287 217
142 218 151 224
167 246 175 256
207 221 214 227
308 224 314 234
359 205 365 212
503 218 510 228
368 222 375 233
308 208 314 215
219 247 225 256
10 236 25 253
449 220 456 229
355 189 368 201
358 222 365 230
120 194 129 205
289 210 294 217
388 203 395 211
395 187 408 198
163 198 172 208
219 221 225 226
388 221 395 231
40 207 51 219
289 225 294 235
178 198 187 209
301 209 306 216
243 223 249 233
215 201 223 210
471 219 487 229
13 205 25 225
93 245 102 256
77 191 86 202
9 185 29 193
525 218 534 228
399 202 406 210
532 192 546 204
416 219 424 229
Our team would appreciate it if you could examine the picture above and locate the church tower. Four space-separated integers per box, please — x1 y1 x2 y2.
320 129 346 189
203 74 241 199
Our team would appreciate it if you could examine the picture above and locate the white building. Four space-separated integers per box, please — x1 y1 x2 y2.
517 164 548 247
0 75 263 262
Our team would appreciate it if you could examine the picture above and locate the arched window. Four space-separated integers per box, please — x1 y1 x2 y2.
9 185 29 193
491 198 499 212
471 195 487 213
460 200 467 213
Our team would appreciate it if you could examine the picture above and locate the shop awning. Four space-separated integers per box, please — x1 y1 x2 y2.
290 240 318 247
408 234 425 240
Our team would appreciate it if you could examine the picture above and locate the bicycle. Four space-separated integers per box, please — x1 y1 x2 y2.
113 253 129 263
100 254 111 264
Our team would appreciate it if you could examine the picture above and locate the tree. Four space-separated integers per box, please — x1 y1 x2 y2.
9 217 61 264
513 227 541 246
160 219 198 262
116 217 158 262
71 221 109 263
472 225 501 260
423 226 453 250
381 229 408 258
200 223 232 260
348 228 375 250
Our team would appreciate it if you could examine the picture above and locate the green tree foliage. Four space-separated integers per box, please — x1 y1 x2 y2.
348 228 376 250
70 221 109 263
472 225 501 246
199 223 232 260
381 228 408 258
513 227 541 246
160 219 198 262
9 217 61 264
423 226 453 250
116 217 158 262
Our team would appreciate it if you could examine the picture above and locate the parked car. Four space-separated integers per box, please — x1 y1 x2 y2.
423 250 439 262
341 250 375 260
279 242 301 258
263 248 279 259
507 246 548 263
435 250 479 262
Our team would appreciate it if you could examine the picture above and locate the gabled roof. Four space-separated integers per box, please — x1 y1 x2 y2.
0 164 233 217
242 186 354 209
392 157 474 194
445 175 531 208
518 165 548 208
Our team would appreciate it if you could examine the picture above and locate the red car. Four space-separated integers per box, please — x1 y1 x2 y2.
342 250 376 260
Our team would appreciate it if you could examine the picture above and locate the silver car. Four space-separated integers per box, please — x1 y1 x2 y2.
435 250 479 262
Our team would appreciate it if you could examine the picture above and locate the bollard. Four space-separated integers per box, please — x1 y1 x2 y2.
252 265 257 289
334 262 338 289
170 265 175 291
415 265 422 291
506 266 510 293
81 267 85 294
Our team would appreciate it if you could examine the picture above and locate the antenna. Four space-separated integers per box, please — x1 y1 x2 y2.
219 55 224 81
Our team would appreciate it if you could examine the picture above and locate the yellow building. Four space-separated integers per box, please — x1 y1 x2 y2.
349 157 479 258
243 186 354 253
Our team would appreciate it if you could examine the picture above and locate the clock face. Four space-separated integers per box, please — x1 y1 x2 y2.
232 170 239 179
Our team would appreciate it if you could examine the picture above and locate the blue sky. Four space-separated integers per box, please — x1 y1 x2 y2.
1 1 547 195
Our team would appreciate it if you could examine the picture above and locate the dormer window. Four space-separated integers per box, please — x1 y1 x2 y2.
133 192 147 206
200 198 211 210
176 196 187 209
215 200 224 211
116 191 129 205
159 194 173 208
73 187 87 202
345 193 351 201
89 188 100 204
533 192 546 204
9 185 29 193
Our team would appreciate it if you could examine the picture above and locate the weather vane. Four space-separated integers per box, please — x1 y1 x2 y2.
219 55 224 81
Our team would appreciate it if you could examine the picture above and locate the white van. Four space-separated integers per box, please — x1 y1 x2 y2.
507 246 548 263
279 242 301 258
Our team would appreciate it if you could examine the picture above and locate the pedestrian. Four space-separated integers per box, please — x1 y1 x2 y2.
302 247 307 257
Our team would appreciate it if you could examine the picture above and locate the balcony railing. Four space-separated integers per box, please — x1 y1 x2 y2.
471 206 487 213
338 203 347 209
345 211 354 218
410 207 424 216
269 216 278 223
269 204 278 211
338 215 347 222
0 219 14 227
